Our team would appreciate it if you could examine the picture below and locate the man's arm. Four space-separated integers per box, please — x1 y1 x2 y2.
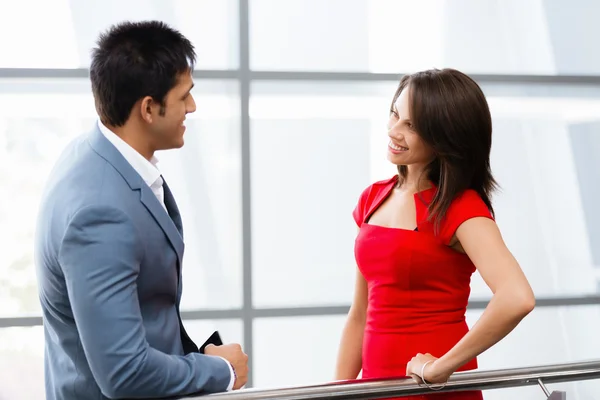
59 205 232 399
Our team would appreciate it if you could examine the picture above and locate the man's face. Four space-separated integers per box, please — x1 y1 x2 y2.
149 71 196 151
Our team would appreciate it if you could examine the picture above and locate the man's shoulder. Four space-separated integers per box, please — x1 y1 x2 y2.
40 133 132 220
56 132 105 172
44 138 103 196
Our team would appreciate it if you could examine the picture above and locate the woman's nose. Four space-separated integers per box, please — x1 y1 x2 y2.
388 125 404 140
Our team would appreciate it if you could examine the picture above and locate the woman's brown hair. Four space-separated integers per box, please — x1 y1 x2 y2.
392 68 498 231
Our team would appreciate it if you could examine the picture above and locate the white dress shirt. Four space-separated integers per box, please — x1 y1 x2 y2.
97 121 235 391
98 121 166 209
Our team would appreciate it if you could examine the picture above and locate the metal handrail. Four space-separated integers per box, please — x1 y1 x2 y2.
194 359 600 399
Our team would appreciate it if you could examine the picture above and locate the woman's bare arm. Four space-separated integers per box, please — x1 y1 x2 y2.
335 263 368 380
407 217 535 383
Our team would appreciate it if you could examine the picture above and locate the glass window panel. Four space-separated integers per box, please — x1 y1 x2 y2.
253 315 346 388
0 326 44 400
470 83 600 299
171 0 239 70
250 81 600 308
467 305 600 399
250 0 370 72
250 82 397 308
0 0 79 68
0 78 240 316
160 80 243 311
250 0 600 75
0 0 238 69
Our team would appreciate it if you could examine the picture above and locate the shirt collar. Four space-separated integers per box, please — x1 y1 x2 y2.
97 120 162 188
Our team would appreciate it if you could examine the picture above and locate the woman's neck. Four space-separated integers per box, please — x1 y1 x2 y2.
398 164 431 193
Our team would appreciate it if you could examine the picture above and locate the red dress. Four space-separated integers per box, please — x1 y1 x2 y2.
353 176 492 400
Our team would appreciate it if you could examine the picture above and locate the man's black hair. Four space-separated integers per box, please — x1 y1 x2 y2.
90 20 196 126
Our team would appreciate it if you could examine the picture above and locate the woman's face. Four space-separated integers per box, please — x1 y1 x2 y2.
386 86 435 167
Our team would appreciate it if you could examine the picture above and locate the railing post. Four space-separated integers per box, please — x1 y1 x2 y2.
539 378 567 399
538 378 551 396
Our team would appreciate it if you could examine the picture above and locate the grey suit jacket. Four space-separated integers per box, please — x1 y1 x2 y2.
34 126 231 399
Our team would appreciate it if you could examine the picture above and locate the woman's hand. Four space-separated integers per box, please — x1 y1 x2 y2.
406 353 452 384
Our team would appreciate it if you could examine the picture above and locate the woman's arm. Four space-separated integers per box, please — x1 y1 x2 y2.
407 217 535 383
335 266 368 380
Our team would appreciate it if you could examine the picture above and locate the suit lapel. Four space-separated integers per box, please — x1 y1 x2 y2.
139 185 184 265
87 125 184 265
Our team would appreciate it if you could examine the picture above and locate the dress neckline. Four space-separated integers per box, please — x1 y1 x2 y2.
362 175 437 231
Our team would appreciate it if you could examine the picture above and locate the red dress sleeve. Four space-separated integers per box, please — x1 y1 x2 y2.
352 177 397 227
439 189 494 245
352 187 368 227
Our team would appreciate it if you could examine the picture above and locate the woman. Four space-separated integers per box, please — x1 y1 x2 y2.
334 68 535 399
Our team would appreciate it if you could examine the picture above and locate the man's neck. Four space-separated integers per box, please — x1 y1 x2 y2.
105 122 155 161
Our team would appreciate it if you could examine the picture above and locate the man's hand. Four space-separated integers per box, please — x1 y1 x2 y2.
205 343 249 390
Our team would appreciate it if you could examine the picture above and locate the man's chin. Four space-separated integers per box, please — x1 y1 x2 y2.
156 139 185 152
170 133 185 149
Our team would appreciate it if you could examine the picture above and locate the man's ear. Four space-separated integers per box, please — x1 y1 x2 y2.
139 96 155 124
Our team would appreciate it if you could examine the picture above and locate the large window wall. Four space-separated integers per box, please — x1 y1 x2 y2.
2 1 600 399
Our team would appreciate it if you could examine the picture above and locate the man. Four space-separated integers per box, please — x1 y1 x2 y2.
34 21 248 400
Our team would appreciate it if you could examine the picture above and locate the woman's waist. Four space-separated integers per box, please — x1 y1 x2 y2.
362 325 476 375
364 322 470 352
366 308 468 333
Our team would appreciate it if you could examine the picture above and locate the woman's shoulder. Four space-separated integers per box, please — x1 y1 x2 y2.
437 188 494 244
356 175 397 204
448 189 491 214
362 175 398 195
352 175 398 226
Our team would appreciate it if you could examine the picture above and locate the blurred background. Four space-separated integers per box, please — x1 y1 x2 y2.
2 0 600 399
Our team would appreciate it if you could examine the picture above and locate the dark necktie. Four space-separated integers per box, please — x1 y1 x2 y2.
162 177 198 354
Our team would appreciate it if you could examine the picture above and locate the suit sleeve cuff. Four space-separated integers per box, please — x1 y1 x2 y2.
217 356 235 391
